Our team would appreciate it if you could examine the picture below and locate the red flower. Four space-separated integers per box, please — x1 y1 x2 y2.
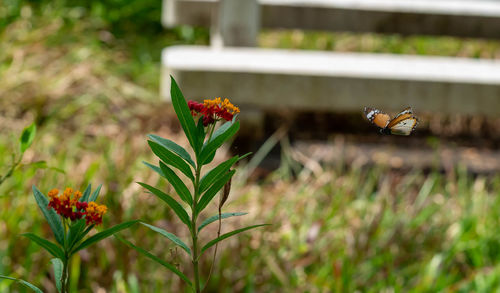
47 188 107 225
188 98 239 126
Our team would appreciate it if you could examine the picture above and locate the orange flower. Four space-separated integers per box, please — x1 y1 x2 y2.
47 187 107 225
188 97 240 126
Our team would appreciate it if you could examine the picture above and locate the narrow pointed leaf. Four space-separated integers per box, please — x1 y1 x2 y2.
50 258 63 293
67 219 86 250
199 156 239 194
89 184 102 202
170 76 199 154
159 162 193 205
148 141 194 181
201 224 269 255
32 186 65 245
198 212 248 233
21 233 65 259
115 235 192 287
140 222 191 255
0 275 43 293
137 182 191 228
239 152 252 161
143 161 165 177
196 118 205 151
197 170 235 214
80 184 92 202
19 123 36 153
148 134 195 167
200 121 240 165
72 220 139 253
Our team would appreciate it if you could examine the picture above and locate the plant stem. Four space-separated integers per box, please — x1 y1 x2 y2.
61 256 69 293
191 163 203 292
0 156 21 187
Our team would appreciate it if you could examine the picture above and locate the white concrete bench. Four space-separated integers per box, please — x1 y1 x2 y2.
161 0 500 118
163 0 500 39
162 46 500 116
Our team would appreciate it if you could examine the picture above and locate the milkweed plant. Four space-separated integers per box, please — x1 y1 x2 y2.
14 185 138 292
118 77 268 292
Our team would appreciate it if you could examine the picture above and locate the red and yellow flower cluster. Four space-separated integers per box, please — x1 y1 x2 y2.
48 188 107 225
188 97 240 126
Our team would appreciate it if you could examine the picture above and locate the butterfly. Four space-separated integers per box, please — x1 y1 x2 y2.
364 106 419 136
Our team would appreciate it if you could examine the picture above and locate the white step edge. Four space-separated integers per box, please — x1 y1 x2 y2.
162 46 500 85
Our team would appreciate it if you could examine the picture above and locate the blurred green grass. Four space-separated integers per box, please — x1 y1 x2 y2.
2 1 500 292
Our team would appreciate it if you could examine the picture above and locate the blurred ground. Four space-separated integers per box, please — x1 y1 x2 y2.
1 1 500 292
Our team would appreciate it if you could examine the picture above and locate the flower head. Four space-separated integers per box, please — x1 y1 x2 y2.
47 187 107 225
188 97 240 126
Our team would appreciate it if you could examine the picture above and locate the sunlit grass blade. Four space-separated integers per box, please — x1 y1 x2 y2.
115 235 193 287
80 184 92 202
159 162 193 205
19 123 36 153
137 182 191 228
148 134 195 167
32 185 65 246
50 258 63 293
0 275 43 293
196 170 236 215
199 121 240 165
199 156 239 194
198 212 248 233
148 140 194 181
21 233 65 260
200 224 270 256
89 184 102 202
170 76 199 155
143 161 165 177
140 222 191 255
72 220 139 253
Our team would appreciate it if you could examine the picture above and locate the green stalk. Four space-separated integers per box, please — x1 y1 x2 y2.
190 122 218 292
191 163 202 293
61 219 70 293
0 156 22 186
61 257 70 293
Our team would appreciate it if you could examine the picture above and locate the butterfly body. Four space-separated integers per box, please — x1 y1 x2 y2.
364 107 418 136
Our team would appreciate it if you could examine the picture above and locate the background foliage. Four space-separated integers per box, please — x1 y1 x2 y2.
2 1 500 292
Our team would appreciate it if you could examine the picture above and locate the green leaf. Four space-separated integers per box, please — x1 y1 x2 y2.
170 76 199 155
67 219 86 250
80 184 92 202
50 258 63 293
32 185 65 245
0 275 43 293
72 220 139 253
137 182 191 229
140 222 191 255
148 141 194 181
21 233 65 260
196 118 205 151
198 212 248 233
199 156 239 194
19 123 36 153
148 134 195 167
199 121 240 165
200 224 269 256
115 235 193 287
196 170 235 215
89 184 102 202
159 162 193 205
143 161 165 177
239 152 252 161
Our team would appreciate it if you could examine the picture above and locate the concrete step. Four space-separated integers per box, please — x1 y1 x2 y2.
162 45 500 116
162 0 500 38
